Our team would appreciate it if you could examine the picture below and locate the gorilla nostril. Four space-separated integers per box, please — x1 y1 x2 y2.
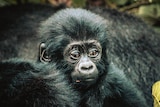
81 65 93 70
88 65 93 70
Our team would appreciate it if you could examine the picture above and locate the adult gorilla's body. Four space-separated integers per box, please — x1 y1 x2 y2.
0 8 147 107
0 59 79 107
0 4 61 60
0 4 160 106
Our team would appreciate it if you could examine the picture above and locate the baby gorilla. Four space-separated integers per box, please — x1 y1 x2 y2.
39 8 148 107
0 59 79 107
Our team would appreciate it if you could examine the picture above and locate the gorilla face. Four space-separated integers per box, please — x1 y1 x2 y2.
63 40 102 86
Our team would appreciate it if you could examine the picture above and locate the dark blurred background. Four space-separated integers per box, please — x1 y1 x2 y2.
0 0 159 33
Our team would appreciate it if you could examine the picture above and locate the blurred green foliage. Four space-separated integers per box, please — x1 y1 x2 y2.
0 0 160 7
72 0 85 7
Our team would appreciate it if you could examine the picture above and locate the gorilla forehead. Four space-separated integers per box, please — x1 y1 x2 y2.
40 8 108 41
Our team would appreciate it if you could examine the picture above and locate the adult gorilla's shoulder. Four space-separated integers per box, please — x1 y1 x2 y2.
0 58 79 107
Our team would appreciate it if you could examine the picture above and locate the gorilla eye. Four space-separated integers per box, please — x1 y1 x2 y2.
70 50 81 60
88 49 99 58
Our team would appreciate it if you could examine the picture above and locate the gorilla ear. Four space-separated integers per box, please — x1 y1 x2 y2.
39 43 51 63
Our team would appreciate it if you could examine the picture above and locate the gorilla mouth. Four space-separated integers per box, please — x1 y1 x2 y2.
75 77 97 83
84 78 95 82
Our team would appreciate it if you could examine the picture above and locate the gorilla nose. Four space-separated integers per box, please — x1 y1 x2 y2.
79 62 95 74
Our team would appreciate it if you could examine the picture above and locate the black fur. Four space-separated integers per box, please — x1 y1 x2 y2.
0 4 160 106
90 7 160 106
0 4 63 60
0 59 79 107
40 8 148 107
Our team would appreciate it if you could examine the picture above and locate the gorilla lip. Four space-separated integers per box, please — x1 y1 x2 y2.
76 80 81 83
75 77 95 83
85 78 94 81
